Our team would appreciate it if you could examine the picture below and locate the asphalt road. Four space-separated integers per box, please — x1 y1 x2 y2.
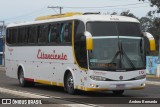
0 67 160 107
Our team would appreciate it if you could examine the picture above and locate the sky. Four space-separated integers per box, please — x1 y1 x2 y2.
0 0 158 24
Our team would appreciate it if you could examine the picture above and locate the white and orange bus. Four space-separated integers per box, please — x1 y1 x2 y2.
5 13 156 95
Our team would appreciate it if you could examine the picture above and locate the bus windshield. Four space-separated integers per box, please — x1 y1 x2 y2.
87 22 145 71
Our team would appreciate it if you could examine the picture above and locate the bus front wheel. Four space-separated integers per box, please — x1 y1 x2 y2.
65 72 75 94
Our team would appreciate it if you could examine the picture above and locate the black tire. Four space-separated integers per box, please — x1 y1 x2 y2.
65 72 75 94
112 90 124 95
18 68 27 87
18 68 35 87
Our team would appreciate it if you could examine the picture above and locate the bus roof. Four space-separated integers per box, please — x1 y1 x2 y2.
7 13 140 28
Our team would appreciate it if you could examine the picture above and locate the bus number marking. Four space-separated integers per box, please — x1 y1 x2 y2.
139 70 144 75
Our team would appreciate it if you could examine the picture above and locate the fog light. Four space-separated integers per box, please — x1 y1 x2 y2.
141 83 145 87
90 84 96 88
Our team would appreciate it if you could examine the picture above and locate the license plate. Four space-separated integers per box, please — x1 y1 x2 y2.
116 84 125 88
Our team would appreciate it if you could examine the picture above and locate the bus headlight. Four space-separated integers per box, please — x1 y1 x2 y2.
134 75 146 80
90 75 106 81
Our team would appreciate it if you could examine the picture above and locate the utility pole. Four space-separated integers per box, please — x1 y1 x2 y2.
48 6 63 14
0 21 5 35
0 21 5 66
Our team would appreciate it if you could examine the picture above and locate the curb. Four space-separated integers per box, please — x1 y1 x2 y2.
146 81 160 85
0 66 5 71
146 75 160 79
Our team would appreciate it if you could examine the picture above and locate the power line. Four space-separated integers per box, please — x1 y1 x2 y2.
64 2 149 9
3 7 47 21
84 5 150 11
2 2 150 22
52 8 59 14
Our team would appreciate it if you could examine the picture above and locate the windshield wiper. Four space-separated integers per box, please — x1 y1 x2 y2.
111 40 135 69
121 48 135 69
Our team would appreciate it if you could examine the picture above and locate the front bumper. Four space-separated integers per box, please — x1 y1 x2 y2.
83 79 145 91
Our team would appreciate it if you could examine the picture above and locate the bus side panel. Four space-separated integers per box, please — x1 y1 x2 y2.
5 45 76 86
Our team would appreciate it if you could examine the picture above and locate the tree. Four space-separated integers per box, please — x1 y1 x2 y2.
139 0 160 13
120 10 138 19
111 12 118 15
149 17 160 39
139 17 153 32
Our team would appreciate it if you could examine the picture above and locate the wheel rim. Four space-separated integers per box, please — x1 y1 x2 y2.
19 71 24 85
67 75 74 91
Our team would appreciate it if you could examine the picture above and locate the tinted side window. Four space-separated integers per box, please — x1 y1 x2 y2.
60 22 72 43
6 28 18 44
6 29 11 44
74 20 87 68
28 26 38 43
11 28 18 44
38 24 49 43
17 27 26 44
24 27 28 43
49 23 60 43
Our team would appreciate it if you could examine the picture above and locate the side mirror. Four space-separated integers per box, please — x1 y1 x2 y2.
84 31 93 50
143 32 156 51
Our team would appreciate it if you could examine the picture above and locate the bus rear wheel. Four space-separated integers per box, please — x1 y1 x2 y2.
65 72 75 94
18 68 27 87
112 90 124 95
